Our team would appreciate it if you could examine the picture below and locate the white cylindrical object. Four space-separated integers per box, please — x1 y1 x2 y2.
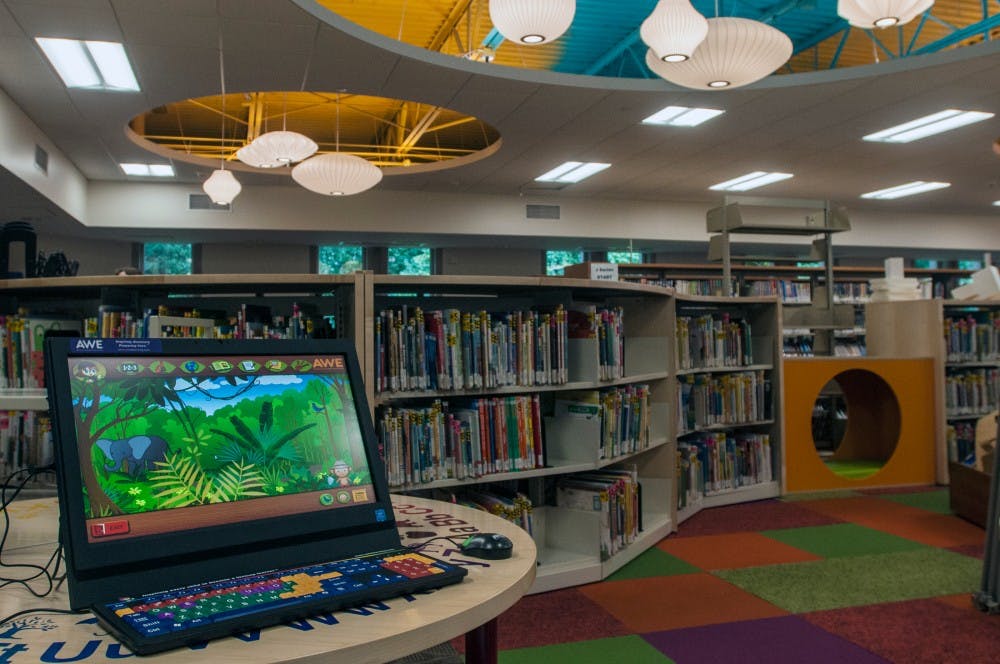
292 153 383 196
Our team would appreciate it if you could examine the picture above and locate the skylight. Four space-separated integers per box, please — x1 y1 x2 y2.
709 171 793 192
860 181 950 200
36 38 140 91
863 110 994 143
120 163 175 177
642 106 725 127
535 162 611 183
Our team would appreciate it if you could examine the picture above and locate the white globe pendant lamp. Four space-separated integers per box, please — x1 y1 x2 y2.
235 140 285 169
241 129 317 167
837 0 934 29
489 0 576 45
640 0 709 63
292 152 383 197
202 168 242 205
645 17 792 90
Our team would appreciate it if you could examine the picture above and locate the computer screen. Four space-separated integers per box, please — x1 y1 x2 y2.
45 337 396 608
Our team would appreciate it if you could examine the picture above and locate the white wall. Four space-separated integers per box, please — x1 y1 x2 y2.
85 181 1000 254
201 242 311 273
439 247 541 276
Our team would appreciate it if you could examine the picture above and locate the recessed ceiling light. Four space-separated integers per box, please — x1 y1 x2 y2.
709 171 793 192
993 200 1000 207
120 163 174 177
860 181 950 199
536 161 611 183
36 37 139 91
642 106 725 127
863 109 994 143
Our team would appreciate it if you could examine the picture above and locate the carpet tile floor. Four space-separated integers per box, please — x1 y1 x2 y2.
452 487 1000 663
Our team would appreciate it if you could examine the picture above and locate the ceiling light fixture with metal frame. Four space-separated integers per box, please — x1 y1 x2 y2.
202 36 241 206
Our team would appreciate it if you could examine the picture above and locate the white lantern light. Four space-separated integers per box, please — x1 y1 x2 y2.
645 17 792 90
202 169 241 204
243 130 317 166
640 0 709 63
489 0 576 45
837 0 934 29
292 153 383 196
235 141 285 169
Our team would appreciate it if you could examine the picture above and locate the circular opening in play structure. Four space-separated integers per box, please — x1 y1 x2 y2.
811 369 901 480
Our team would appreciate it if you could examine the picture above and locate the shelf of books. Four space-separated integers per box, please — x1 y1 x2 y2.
671 294 783 525
942 302 999 470
368 275 676 592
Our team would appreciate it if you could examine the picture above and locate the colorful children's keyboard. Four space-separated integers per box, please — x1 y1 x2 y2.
92 550 468 655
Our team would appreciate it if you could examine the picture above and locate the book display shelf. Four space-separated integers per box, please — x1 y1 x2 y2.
0 273 787 593
671 294 783 524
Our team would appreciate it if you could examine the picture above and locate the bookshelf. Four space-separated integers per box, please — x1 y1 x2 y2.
671 294 783 524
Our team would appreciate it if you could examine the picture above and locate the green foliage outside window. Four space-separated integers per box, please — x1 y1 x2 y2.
144 243 192 275
388 247 431 275
546 250 583 276
318 246 363 274
607 251 643 264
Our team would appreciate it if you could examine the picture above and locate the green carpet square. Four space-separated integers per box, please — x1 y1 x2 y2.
500 635 673 664
879 488 952 514
606 547 700 581
715 548 982 613
762 523 927 558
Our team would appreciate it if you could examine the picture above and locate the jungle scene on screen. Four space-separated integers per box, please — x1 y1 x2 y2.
68 360 371 519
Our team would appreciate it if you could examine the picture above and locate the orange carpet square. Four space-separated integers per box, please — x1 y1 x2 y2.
657 532 822 570
795 496 984 548
578 573 787 633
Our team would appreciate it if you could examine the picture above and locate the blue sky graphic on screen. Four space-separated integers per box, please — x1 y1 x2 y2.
65 353 374 543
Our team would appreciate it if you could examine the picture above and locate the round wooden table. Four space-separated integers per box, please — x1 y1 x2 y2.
0 496 537 663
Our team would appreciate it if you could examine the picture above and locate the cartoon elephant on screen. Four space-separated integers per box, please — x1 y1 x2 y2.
96 435 169 478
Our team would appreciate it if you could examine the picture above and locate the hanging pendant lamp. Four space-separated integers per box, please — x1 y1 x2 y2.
489 0 576 45
640 0 709 63
241 129 317 166
235 140 287 169
202 168 242 205
292 153 383 196
645 17 792 90
837 0 934 29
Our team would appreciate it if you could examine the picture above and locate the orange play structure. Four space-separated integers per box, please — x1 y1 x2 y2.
783 357 937 492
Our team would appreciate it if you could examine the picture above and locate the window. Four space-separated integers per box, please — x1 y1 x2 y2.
144 243 192 275
546 250 583 276
318 245 363 275
387 247 431 275
957 260 982 271
607 251 643 264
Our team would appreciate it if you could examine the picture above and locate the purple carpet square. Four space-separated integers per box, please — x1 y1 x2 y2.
676 499 844 537
643 615 890 664
947 543 985 559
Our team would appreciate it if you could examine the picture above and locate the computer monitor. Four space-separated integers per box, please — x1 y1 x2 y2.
44 337 397 610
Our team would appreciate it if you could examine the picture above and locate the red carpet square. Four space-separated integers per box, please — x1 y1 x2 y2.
795 496 984 548
805 597 1000 664
578 573 787 633
658 532 822 570
450 587 630 653
676 499 843 537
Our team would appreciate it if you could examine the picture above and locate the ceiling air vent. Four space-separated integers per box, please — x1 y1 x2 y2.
189 193 231 211
526 204 560 220
34 145 49 174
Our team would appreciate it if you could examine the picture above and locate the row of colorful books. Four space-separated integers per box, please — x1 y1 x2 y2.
831 282 871 304
0 410 53 479
677 370 772 433
746 278 811 304
676 313 754 370
676 432 773 507
782 334 815 357
632 278 735 297
946 421 977 466
944 368 998 417
376 395 543 487
374 307 570 394
0 315 81 389
945 313 1000 363
553 384 652 459
556 469 640 561
456 488 533 535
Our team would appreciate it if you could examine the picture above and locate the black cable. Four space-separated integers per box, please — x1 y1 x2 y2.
0 607 86 628
0 466 63 598
405 535 468 551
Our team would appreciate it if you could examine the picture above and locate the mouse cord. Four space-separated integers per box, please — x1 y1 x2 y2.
0 466 65 598
404 535 469 552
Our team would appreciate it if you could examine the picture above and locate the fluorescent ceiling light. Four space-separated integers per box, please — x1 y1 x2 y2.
861 181 950 200
863 109 994 143
536 161 611 183
642 106 725 127
120 163 174 177
992 201 1000 207
36 38 139 90
709 171 793 192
